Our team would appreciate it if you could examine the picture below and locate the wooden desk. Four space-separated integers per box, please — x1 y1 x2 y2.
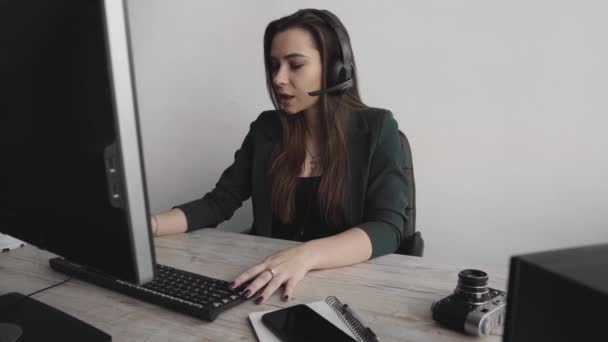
0 229 506 341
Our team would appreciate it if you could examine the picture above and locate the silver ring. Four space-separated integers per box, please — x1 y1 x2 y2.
265 268 277 281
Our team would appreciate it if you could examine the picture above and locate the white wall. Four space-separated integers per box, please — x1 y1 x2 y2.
127 0 608 268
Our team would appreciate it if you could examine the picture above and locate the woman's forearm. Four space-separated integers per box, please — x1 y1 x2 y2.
151 208 188 236
304 227 373 270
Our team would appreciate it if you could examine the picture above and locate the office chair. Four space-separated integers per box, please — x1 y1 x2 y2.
394 131 424 257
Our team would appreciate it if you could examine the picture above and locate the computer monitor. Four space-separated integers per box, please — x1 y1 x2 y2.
0 0 155 285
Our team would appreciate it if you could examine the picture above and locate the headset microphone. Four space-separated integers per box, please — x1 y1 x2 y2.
308 79 353 96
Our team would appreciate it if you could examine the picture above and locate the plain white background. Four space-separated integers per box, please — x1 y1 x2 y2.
127 0 608 267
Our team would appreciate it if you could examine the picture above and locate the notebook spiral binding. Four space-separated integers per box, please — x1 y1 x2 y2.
325 296 376 342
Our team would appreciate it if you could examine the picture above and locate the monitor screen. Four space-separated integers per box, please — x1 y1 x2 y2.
0 0 155 284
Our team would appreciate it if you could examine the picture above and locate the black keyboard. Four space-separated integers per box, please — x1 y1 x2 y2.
49 257 248 321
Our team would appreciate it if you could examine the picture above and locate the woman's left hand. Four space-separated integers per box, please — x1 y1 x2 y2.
228 243 319 305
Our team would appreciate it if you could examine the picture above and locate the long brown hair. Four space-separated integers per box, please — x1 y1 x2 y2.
264 9 368 226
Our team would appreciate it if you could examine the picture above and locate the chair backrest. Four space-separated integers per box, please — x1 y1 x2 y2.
395 130 424 257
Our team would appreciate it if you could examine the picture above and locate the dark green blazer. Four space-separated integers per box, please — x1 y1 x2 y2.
175 107 409 258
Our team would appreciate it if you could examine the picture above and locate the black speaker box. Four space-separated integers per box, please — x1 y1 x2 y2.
504 243 608 341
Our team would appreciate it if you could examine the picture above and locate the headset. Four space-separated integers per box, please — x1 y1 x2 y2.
305 9 354 96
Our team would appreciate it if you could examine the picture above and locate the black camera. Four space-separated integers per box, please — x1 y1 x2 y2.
431 269 506 336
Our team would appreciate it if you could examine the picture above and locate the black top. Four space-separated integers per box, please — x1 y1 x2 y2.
271 176 341 242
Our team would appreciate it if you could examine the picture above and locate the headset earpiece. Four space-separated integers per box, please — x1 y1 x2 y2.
306 9 353 97
327 60 346 90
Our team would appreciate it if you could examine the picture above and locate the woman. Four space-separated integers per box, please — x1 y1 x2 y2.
150 9 408 305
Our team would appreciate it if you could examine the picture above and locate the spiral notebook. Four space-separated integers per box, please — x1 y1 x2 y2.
249 296 379 342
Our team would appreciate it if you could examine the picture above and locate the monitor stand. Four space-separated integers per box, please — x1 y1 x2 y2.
0 323 22 342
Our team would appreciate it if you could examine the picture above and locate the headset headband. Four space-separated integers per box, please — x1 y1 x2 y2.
306 9 353 81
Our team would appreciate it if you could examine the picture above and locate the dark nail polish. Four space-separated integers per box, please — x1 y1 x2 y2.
243 289 251 298
255 296 264 304
283 295 289 301
228 281 235 289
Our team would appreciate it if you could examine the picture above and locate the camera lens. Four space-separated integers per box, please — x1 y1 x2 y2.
454 269 491 305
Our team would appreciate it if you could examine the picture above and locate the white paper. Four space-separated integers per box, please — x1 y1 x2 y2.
0 233 25 252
